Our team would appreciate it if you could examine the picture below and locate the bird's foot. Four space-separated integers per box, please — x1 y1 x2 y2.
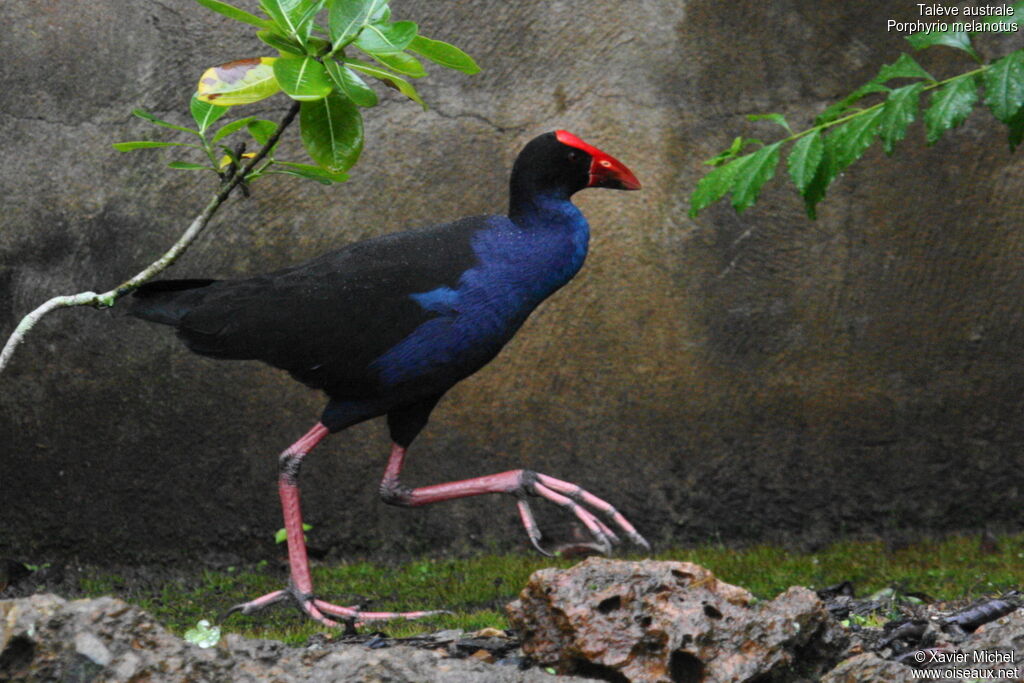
516 470 651 557
222 585 448 628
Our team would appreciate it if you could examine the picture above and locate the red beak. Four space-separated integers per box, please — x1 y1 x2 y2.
556 130 641 191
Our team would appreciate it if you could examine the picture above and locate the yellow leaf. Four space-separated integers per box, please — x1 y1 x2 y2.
218 152 257 168
197 57 281 106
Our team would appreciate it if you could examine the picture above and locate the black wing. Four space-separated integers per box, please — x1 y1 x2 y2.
131 218 484 399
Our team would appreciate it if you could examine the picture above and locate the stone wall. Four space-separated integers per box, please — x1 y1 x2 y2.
1 0 1022 562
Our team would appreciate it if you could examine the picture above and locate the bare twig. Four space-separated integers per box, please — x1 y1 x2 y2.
0 101 300 375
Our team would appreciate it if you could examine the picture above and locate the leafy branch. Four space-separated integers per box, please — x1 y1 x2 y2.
0 102 300 373
120 0 479 184
690 5 1024 219
0 0 479 375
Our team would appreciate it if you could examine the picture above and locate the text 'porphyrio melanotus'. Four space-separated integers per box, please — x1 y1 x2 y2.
129 130 647 626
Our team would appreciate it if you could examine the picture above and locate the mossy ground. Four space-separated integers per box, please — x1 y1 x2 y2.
75 533 1023 646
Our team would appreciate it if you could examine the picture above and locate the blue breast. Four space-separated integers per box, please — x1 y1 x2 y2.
371 196 590 388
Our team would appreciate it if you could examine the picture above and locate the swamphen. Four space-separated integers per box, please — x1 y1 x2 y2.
130 130 647 626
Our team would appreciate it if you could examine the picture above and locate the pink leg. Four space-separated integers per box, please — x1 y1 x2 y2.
379 444 649 556
224 423 447 627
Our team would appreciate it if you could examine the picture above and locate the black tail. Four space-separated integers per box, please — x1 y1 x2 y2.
129 279 218 326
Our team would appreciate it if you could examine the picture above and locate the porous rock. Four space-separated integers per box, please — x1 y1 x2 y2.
926 608 1024 681
822 602 1024 681
820 653 914 682
947 608 1024 672
507 558 846 682
0 594 590 682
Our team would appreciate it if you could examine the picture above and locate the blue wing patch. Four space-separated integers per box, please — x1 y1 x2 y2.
410 286 460 315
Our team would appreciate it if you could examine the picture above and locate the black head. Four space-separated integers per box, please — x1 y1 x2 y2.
509 131 641 212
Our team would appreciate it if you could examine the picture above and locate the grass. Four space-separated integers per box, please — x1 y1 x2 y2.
76 533 1024 646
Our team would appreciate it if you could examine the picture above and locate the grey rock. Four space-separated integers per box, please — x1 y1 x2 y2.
507 558 846 682
822 603 1024 682
0 594 591 682
937 609 1024 680
820 653 915 682
73 631 112 666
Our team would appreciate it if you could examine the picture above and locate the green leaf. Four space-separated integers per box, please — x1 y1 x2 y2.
194 0 270 29
984 2 1024 32
329 0 387 49
257 29 305 56
275 523 313 543
325 59 379 107
272 160 349 184
368 51 425 78
196 57 281 106
212 116 256 142
978 1 1024 31
879 82 924 155
300 91 364 172
247 119 279 145
355 21 418 54
1007 107 1024 152
307 36 331 56
189 95 229 133
875 53 934 84
704 136 762 166
746 113 792 134
816 82 890 125
849 82 893 101
830 106 884 172
294 0 327 42
689 153 752 217
704 136 744 166
132 109 198 136
183 620 221 649
347 58 426 108
802 138 838 219
259 0 306 38
924 75 979 145
408 35 480 74
731 141 782 213
167 161 212 171
983 50 1024 123
906 30 980 61
787 130 824 194
112 141 195 151
274 56 333 101
370 3 390 23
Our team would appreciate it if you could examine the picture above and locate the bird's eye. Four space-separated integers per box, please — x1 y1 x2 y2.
567 151 580 162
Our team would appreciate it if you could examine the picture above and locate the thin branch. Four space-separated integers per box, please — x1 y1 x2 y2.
0 100 301 375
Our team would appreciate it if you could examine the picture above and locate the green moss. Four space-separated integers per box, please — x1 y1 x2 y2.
658 534 1023 599
78 575 122 596
75 533 1023 646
